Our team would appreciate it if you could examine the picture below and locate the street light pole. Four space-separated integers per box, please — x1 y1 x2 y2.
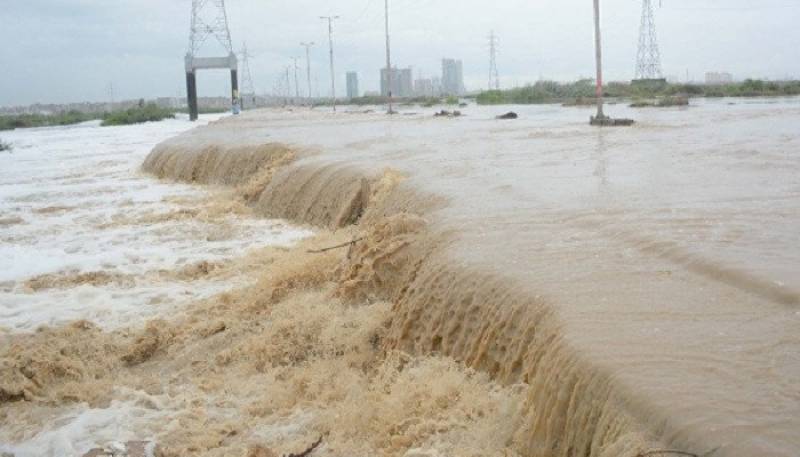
384 0 394 114
593 0 605 120
301 42 315 103
320 15 340 112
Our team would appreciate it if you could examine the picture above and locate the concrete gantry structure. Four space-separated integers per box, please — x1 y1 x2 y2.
185 0 239 121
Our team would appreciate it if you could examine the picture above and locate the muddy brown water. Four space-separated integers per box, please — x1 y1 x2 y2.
144 98 800 457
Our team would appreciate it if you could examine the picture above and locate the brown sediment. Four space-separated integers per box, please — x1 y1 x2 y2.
0 320 122 405
23 271 135 291
0 216 24 227
33 205 75 215
18 260 228 294
136 137 663 457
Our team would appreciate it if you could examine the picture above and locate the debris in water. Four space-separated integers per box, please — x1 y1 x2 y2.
590 114 634 126
434 110 462 117
82 441 150 457
636 449 701 457
495 112 518 120
285 437 323 457
307 237 365 254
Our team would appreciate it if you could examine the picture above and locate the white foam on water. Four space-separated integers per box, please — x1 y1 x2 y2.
0 115 311 332
0 389 165 457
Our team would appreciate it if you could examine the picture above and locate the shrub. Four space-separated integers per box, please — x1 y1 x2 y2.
0 111 97 131
101 103 175 127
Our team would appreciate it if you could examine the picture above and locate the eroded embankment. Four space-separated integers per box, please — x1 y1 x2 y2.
140 141 664 457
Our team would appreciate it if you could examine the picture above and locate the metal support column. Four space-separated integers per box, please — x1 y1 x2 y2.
231 69 240 114
186 71 199 122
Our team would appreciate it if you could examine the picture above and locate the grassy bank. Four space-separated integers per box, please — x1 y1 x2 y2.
101 103 175 126
477 79 800 105
0 111 99 131
2 103 178 131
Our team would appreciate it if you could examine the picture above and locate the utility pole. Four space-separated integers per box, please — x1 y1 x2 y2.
384 0 394 114
593 0 605 120
285 66 292 104
320 15 340 112
590 0 633 126
300 42 315 102
292 57 301 100
488 31 500 91
107 82 115 113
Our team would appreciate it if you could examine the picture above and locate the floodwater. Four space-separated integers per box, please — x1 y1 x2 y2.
194 98 800 457
1 98 798 456
0 116 310 332
0 116 311 456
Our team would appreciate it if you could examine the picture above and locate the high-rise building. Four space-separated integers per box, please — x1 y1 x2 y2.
414 78 435 97
346 72 360 99
441 59 465 96
380 67 413 98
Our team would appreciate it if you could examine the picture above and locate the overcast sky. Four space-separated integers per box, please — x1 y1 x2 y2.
1 0 798 106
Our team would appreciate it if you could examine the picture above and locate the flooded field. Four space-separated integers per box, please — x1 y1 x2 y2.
1 98 798 457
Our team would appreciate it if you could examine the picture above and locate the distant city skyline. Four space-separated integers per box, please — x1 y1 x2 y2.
1 0 799 106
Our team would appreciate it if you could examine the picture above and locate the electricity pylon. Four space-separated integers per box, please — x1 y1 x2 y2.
300 42 315 101
635 0 663 80
239 43 256 109
185 0 238 120
488 31 500 90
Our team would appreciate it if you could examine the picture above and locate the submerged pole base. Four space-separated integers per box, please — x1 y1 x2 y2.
590 115 634 127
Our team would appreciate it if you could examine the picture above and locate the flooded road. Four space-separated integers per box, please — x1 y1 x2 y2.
171 98 800 457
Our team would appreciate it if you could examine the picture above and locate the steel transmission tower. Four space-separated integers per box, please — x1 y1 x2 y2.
239 43 256 108
185 0 239 120
189 0 233 57
292 57 301 100
635 0 663 80
488 31 500 90
300 42 315 101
